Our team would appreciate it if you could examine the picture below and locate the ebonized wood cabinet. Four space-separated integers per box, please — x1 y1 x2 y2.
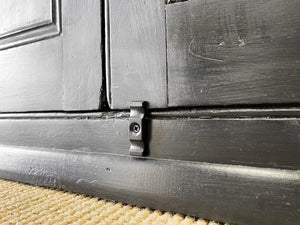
0 1 299 224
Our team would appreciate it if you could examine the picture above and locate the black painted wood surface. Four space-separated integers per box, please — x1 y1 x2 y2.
1 1 300 224
0 146 299 225
0 112 129 155
149 117 300 169
0 0 102 112
0 110 299 169
166 0 300 107
107 0 167 109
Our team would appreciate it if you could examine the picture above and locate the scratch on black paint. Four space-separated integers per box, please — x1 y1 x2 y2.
166 0 188 4
188 38 224 63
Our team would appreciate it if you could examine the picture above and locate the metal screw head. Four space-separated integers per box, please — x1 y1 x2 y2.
130 122 141 134
133 124 140 133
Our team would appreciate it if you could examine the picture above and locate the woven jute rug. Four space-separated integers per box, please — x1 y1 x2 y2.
0 179 229 225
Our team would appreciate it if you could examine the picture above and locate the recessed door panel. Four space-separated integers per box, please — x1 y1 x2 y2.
0 0 102 112
0 0 60 50
0 0 52 37
166 0 300 107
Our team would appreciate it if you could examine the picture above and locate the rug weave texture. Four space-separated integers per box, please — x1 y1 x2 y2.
0 179 228 225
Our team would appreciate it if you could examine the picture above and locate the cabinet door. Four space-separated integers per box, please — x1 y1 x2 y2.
0 0 102 112
107 0 300 109
166 0 300 107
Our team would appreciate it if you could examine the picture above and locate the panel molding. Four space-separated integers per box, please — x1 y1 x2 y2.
0 0 61 50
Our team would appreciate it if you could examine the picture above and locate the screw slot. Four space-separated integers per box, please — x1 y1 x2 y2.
130 122 141 134
133 124 140 133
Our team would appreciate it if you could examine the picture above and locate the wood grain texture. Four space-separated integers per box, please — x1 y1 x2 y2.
108 0 167 109
166 0 300 107
0 146 299 225
62 0 102 110
0 110 299 169
0 0 102 112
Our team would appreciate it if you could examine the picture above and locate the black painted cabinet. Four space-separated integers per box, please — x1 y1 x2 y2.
108 0 300 109
0 1 299 225
1 0 299 111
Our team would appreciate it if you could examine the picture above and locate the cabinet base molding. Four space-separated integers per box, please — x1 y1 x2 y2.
0 146 299 225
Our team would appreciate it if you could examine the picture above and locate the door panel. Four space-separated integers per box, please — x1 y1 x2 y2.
0 0 52 38
0 0 60 51
107 0 167 109
166 0 300 107
0 0 102 112
108 0 300 109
